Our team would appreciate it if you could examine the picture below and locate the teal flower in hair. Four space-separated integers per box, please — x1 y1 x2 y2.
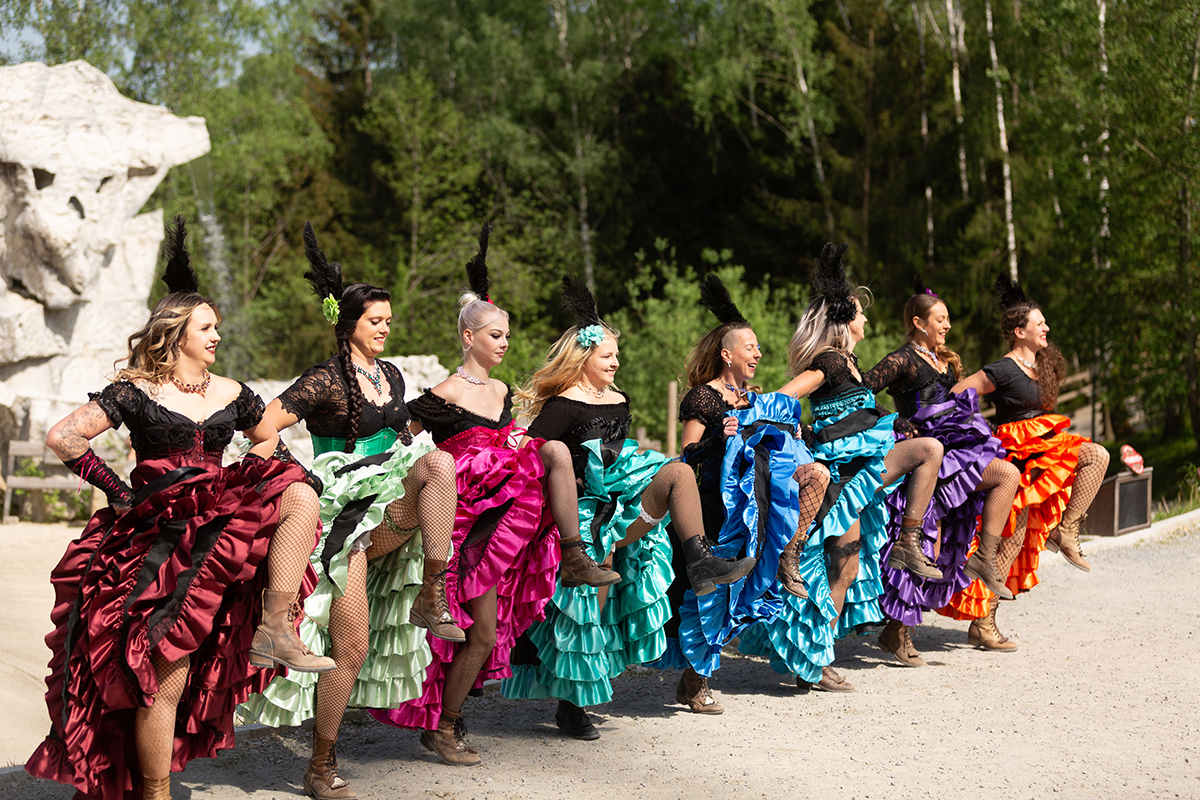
322 294 340 325
576 324 606 347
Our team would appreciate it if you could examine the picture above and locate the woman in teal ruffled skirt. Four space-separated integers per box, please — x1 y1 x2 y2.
240 224 460 800
500 277 755 741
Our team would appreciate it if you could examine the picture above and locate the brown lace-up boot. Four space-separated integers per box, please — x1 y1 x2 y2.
777 533 808 598
967 603 1018 652
964 533 1015 600
304 733 356 799
675 667 724 714
410 559 466 642
1045 513 1092 572
420 708 482 766
250 590 337 672
877 619 926 667
559 537 621 588
887 518 944 580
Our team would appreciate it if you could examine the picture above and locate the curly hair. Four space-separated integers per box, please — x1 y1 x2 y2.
114 292 221 384
516 324 621 419
1000 301 1066 409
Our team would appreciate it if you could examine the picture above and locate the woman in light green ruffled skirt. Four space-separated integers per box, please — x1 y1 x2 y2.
241 224 460 800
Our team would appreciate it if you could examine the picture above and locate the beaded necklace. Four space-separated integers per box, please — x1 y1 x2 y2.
170 370 210 395
353 361 383 395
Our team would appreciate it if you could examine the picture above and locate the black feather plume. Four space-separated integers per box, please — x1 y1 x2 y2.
993 273 1028 310
466 223 493 301
302 221 344 302
912 273 928 297
699 273 747 326
560 275 603 329
813 242 857 325
161 215 200 294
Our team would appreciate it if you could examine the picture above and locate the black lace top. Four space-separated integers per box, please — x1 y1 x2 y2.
525 392 633 480
277 358 413 444
90 380 264 464
679 385 737 494
804 350 873 421
862 342 956 418
407 387 514 444
983 358 1046 425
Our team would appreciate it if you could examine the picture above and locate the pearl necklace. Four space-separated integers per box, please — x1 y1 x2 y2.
456 365 488 386
576 381 608 399
353 361 383 394
1014 354 1036 371
170 370 210 395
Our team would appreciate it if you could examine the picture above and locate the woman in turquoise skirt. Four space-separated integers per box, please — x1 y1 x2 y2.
241 223 460 800
500 276 755 740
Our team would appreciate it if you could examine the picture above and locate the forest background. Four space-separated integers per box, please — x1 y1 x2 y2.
3 0 1199 506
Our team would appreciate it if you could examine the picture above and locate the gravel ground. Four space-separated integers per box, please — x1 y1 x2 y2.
3 516 1198 800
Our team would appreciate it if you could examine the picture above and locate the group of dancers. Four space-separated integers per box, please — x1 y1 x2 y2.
24 218 1109 799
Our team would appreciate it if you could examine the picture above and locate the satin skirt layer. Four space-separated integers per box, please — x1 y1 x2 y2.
940 413 1086 621
26 456 315 800
240 437 435 726
501 439 673 708
740 401 897 683
882 389 1003 626
372 427 559 730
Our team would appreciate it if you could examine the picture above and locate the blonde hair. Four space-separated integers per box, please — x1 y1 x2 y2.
457 292 509 356
113 292 221 384
786 288 871 376
516 323 621 418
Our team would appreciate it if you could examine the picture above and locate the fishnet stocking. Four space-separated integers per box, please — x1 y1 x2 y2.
267 482 321 595
826 521 861 619
881 437 944 520
314 552 369 741
539 441 582 543
368 449 457 562
135 653 190 780
1063 442 1110 523
975 457 1021 539
440 587 499 717
793 462 830 541
996 507 1029 578
621 461 705 547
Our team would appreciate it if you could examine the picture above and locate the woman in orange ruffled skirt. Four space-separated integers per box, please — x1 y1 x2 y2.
939 276 1108 649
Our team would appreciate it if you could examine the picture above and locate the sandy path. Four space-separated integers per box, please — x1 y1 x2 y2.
3 514 1198 800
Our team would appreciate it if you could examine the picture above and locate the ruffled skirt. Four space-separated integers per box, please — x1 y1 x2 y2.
240 437 436 726
940 414 1086 620
739 404 897 683
501 439 673 708
26 456 314 800
881 389 1003 626
371 430 560 730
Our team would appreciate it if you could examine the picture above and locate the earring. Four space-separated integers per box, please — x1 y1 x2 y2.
725 361 732 368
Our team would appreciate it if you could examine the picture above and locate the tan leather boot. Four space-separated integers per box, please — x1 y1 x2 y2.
559 537 621 588
964 533 1016 600
887 519 944 580
304 733 357 799
420 708 482 766
675 667 724 714
967 603 1018 652
409 559 466 642
250 590 337 672
878 619 926 667
797 666 856 692
1045 513 1091 572
777 533 808 598
142 776 171 800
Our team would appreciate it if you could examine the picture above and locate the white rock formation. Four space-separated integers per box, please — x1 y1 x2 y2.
0 60 209 444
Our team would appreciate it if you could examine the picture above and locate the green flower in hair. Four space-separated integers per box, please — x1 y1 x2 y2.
576 324 606 347
322 294 340 325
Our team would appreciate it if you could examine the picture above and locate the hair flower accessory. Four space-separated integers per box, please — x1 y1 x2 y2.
576 324 606 347
322 294 340 325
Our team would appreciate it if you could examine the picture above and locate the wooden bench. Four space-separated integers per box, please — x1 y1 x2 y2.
2 441 91 524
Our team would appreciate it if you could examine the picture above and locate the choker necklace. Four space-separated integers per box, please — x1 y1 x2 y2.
1015 355 1036 371
456 365 488 386
170 370 210 395
577 381 608 400
913 342 941 365
724 382 749 400
353 361 383 394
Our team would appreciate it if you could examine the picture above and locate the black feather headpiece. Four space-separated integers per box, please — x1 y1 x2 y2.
466 223 493 302
912 273 939 299
813 242 857 325
301 222 344 324
560 275 603 330
993 273 1028 310
699 273 747 326
161 215 199 295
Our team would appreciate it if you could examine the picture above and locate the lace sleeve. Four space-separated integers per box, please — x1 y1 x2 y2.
679 385 729 426
87 381 143 429
810 350 850 385
278 361 340 423
233 383 266 430
407 391 458 431
862 347 918 393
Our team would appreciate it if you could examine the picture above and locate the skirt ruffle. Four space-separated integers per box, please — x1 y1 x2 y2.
240 438 435 726
501 439 673 707
26 456 314 800
372 431 560 730
882 389 1003 626
940 414 1086 621
739 403 896 682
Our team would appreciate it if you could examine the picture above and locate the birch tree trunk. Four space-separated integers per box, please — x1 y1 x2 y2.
914 2 935 269
861 27 875 263
986 0 1018 279
552 0 597 291
946 0 970 201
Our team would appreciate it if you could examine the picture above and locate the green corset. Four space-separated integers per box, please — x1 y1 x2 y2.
311 427 399 457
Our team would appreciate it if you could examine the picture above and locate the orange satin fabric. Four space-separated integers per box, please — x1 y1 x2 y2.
939 414 1088 620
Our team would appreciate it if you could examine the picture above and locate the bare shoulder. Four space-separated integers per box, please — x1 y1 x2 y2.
208 374 246 404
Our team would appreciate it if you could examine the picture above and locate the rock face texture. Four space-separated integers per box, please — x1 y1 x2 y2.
0 60 210 445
